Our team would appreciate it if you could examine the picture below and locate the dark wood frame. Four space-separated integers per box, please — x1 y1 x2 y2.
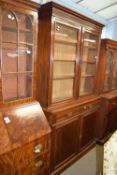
37 2 103 109
0 0 40 107
99 39 117 93
37 2 104 175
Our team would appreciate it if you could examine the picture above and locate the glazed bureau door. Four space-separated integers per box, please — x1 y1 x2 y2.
53 118 79 169
79 30 100 96
1 8 34 102
52 21 80 103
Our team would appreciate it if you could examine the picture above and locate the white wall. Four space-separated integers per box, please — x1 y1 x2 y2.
33 0 117 41
40 0 107 25
101 18 117 41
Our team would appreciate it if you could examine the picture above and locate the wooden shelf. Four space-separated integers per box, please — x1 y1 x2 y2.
19 28 32 33
79 91 92 96
53 95 72 102
2 41 17 44
53 75 74 80
54 59 76 62
2 26 17 32
2 41 33 46
55 38 77 44
81 74 95 78
2 26 32 33
2 71 33 75
19 42 33 46
84 44 97 49
82 60 96 64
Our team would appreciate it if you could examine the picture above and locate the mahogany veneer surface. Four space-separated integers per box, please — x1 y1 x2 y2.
0 101 51 155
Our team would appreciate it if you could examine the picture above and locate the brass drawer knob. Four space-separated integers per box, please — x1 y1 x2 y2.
67 112 72 117
83 106 87 110
35 160 43 168
112 102 116 106
34 144 43 154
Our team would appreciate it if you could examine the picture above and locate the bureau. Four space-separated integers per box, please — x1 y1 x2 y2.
0 102 51 175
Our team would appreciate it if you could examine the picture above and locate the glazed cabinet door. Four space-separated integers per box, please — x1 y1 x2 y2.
79 30 100 96
111 50 117 90
52 21 80 103
52 118 79 170
103 50 114 92
79 111 97 150
0 7 37 103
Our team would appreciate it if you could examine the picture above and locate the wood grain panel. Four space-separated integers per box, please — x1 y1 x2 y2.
0 101 51 155
0 112 11 155
79 111 97 150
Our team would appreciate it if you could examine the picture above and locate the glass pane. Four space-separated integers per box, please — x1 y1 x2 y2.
103 51 113 91
83 48 97 62
52 22 78 102
19 44 33 71
79 32 98 96
81 62 96 76
83 32 98 48
104 75 110 91
2 43 18 73
53 61 75 78
3 75 18 101
54 42 77 61
52 79 73 102
17 13 33 44
18 73 32 99
2 10 17 43
79 77 95 96
55 22 77 43
112 51 117 89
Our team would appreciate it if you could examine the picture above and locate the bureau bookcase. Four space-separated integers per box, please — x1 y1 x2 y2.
0 1 51 175
37 2 103 174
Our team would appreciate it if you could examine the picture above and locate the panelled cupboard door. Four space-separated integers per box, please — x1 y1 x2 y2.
52 21 80 103
79 111 97 149
107 108 117 132
52 118 79 169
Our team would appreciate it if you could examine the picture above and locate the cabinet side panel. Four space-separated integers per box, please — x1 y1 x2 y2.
37 16 52 107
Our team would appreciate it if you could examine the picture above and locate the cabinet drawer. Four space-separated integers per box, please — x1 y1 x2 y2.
15 153 50 175
56 102 100 123
109 98 117 111
56 108 83 122
13 137 49 163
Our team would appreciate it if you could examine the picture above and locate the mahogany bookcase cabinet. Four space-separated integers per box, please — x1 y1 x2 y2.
0 1 51 175
37 2 103 174
98 39 117 140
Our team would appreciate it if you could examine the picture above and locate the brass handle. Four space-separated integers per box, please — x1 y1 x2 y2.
56 25 60 31
35 160 43 168
112 102 116 106
34 144 43 154
83 106 87 110
67 112 72 117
